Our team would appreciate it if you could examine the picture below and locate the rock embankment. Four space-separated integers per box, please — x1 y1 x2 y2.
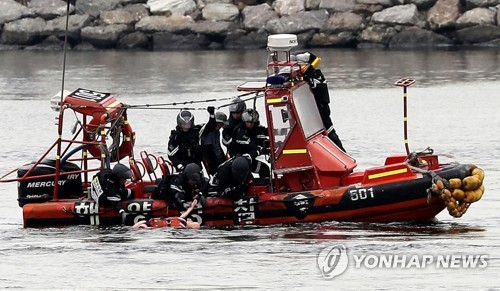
1 0 499 50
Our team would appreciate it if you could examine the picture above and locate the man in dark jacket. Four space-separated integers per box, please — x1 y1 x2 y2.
154 163 208 212
222 97 246 157
202 111 228 176
90 163 133 220
210 156 252 200
295 52 346 152
230 108 270 179
167 107 216 173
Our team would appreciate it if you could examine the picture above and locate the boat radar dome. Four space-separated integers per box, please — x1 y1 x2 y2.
267 34 298 52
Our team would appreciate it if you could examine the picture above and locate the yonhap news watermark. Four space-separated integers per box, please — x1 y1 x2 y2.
317 244 488 279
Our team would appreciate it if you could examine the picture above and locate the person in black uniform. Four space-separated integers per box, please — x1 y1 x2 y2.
167 107 216 173
90 163 133 221
294 52 346 152
230 108 270 179
155 163 208 212
222 97 246 157
210 156 252 200
201 111 228 176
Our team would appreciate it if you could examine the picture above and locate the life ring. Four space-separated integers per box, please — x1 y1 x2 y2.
85 113 134 162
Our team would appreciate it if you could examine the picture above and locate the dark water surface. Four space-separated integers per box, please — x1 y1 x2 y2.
0 48 499 290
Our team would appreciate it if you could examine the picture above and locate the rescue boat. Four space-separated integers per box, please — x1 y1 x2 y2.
0 34 485 228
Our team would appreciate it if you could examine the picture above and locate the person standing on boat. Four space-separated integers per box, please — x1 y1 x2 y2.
294 52 346 152
222 97 246 157
90 163 133 220
230 108 270 179
155 163 208 212
167 107 216 172
210 155 252 200
201 111 228 176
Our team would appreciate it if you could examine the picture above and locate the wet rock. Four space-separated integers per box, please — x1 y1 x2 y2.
454 24 500 43
310 31 357 46
202 3 239 21
359 24 397 45
456 7 496 28
72 41 97 50
273 0 305 16
81 24 131 48
147 0 197 16
223 29 268 49
28 0 73 20
135 15 194 33
322 12 365 33
242 3 278 31
427 0 462 30
117 31 149 49
152 31 210 50
44 14 91 43
25 35 64 50
265 9 329 34
1 17 45 45
389 27 453 47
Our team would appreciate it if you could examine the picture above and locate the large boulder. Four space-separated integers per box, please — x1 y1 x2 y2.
389 27 453 48
322 12 365 33
100 5 149 25
265 9 329 34
464 0 500 9
0 0 34 25
319 0 357 13
135 15 193 33
242 3 279 31
456 7 496 28
43 14 91 42
1 17 46 45
75 0 122 19
359 24 397 45
191 20 238 37
28 0 73 20
201 3 239 21
454 24 500 43
81 24 131 48
273 0 305 16
427 0 462 30
372 4 423 26
117 31 150 49
147 0 197 16
309 31 357 47
400 0 437 10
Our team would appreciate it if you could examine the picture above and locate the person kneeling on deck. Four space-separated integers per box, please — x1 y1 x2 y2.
90 163 133 221
294 52 346 152
133 199 200 229
153 163 208 212
230 108 270 179
210 156 252 200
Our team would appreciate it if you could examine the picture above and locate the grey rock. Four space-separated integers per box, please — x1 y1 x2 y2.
322 12 365 33
0 43 24 50
309 31 357 47
242 3 278 31
202 3 239 21
427 0 461 30
147 0 197 16
359 24 397 44
72 41 97 50
464 0 500 9
44 14 91 42
25 35 64 50
1 17 45 45
152 31 210 50
497 4 500 25
223 29 268 49
81 24 131 48
454 24 500 43
356 0 395 6
389 27 452 47
456 7 496 28
75 0 122 19
265 9 329 34
273 0 305 16
191 20 237 37
319 0 357 12
372 4 422 26
100 5 149 25
0 0 34 25
28 0 74 20
306 0 321 10
117 31 150 49
135 15 194 33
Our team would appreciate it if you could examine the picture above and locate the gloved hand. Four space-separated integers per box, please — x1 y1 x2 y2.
207 106 215 115
176 164 184 172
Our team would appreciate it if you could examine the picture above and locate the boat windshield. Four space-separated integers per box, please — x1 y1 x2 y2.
293 84 323 139
269 104 295 155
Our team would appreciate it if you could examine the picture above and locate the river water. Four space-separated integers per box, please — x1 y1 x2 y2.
0 48 499 290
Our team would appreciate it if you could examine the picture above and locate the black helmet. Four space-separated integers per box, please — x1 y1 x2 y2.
113 163 132 180
177 110 194 131
231 156 250 185
215 111 228 124
184 163 202 186
242 108 259 122
228 97 247 113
